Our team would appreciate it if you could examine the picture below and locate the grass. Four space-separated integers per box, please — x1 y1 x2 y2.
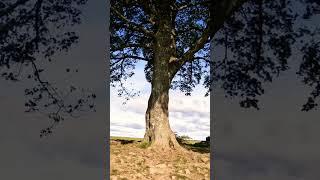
111 169 119 175
111 136 150 148
111 136 143 141
138 141 150 149
173 173 188 180
111 136 201 143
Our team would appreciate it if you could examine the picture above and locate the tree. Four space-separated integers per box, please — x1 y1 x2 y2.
111 0 320 151
1 0 319 149
0 0 96 137
111 0 211 150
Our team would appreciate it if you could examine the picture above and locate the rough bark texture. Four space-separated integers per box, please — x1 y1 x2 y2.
143 1 182 150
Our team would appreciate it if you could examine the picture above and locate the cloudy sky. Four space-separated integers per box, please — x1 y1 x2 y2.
110 62 210 141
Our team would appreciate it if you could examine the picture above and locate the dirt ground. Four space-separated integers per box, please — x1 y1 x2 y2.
110 139 210 180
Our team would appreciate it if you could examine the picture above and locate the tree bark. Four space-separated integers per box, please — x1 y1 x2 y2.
143 87 181 150
142 1 182 150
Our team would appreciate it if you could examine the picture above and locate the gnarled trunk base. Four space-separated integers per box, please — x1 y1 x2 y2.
143 125 182 151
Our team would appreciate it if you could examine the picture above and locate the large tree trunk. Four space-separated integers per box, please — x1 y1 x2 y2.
142 1 182 150
143 86 181 150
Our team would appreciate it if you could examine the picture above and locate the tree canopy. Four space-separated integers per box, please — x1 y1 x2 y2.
110 0 211 98
111 0 320 111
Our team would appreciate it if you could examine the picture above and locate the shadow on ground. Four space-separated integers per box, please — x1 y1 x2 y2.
113 139 140 144
180 141 210 154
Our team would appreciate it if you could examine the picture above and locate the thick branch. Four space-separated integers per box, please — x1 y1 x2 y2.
210 0 248 38
168 0 247 79
169 19 212 79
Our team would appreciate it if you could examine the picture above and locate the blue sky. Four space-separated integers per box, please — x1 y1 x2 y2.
110 61 210 141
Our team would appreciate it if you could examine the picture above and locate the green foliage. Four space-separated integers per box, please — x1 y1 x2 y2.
110 0 320 111
110 0 211 99
174 132 192 144
193 141 209 148
139 141 150 149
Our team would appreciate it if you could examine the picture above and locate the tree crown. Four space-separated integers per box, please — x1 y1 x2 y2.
111 0 320 111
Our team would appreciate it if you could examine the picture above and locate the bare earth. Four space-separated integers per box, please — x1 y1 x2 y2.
110 139 210 180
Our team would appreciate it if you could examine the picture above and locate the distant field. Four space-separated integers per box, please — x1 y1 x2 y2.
110 136 143 141
110 136 208 154
185 139 202 144
110 136 202 144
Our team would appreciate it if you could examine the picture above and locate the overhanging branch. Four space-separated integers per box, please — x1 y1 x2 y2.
168 0 248 79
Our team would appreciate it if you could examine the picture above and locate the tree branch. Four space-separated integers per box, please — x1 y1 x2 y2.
111 43 151 52
168 0 248 79
169 19 212 76
111 6 154 37
176 1 210 11
111 55 149 63
176 25 205 34
34 0 43 49
210 0 248 38
138 0 156 25
0 0 31 17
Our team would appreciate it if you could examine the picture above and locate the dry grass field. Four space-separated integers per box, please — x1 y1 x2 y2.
110 136 210 180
